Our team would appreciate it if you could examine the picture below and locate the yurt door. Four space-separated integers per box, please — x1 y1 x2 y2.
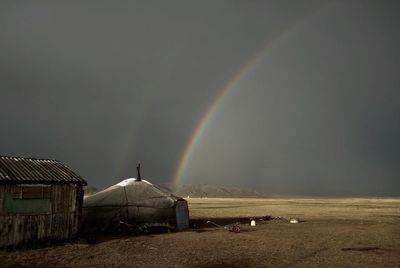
175 200 189 230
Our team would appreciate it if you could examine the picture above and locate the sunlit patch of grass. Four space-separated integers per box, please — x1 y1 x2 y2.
187 198 400 222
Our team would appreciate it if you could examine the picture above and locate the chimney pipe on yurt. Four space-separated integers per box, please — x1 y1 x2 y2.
137 163 141 181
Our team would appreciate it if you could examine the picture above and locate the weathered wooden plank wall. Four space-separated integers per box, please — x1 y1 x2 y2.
0 183 84 247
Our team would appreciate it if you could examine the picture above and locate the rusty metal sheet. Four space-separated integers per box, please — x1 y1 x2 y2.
0 156 86 185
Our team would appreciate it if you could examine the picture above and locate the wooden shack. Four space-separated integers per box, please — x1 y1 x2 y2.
0 156 87 248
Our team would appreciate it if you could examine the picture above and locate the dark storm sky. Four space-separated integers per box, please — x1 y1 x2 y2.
1 1 399 196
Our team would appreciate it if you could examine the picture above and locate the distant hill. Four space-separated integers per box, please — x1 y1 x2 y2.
157 183 264 198
84 186 100 196
84 183 264 198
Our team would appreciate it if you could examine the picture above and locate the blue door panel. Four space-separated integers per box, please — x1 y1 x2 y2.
176 200 189 230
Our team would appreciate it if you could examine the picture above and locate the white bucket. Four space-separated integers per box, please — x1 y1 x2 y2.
250 220 256 226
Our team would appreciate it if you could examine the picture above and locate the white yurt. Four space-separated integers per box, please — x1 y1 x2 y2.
82 167 189 233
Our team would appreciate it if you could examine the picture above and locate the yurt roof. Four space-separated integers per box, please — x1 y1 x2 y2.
84 178 181 208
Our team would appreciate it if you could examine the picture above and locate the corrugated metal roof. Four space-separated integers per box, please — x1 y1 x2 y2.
0 156 87 185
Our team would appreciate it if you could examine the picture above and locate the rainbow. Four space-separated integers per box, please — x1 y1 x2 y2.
172 5 326 189
172 53 261 188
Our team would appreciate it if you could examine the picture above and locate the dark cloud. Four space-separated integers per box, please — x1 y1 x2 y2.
0 1 399 196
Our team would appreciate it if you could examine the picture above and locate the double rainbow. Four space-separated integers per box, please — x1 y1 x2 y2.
172 4 326 188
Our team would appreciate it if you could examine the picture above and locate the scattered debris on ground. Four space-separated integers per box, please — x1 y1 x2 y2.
246 215 303 224
206 221 241 233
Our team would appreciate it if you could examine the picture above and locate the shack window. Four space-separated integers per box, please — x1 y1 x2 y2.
12 185 51 199
3 185 51 214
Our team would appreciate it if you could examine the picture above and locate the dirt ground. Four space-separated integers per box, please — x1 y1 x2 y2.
1 198 399 267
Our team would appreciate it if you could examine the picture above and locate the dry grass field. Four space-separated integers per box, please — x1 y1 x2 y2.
1 198 400 267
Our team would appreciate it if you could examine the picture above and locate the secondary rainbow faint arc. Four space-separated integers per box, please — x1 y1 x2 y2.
172 5 326 189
